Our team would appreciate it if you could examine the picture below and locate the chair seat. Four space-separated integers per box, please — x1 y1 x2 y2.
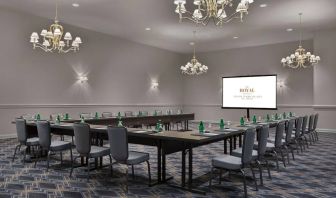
232 148 258 160
212 155 242 170
126 151 149 165
26 137 39 146
90 146 110 158
50 140 72 152
254 142 274 151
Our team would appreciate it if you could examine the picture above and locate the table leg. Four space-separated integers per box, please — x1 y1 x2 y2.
188 147 193 187
182 149 186 187
234 136 237 149
230 137 233 154
157 141 162 183
162 149 166 182
224 138 228 154
239 134 242 147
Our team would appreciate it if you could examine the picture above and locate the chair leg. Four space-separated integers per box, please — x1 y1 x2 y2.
34 147 40 168
290 146 295 160
209 167 214 189
109 155 113 176
279 149 286 167
273 150 279 170
69 148 73 177
23 147 27 165
60 152 63 165
256 160 263 186
12 145 20 162
47 151 51 171
265 159 272 179
131 165 135 180
146 160 151 186
87 158 90 181
240 169 248 198
219 169 223 184
125 166 128 193
250 166 258 191
284 146 290 164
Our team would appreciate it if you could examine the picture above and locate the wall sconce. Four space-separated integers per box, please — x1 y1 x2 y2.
277 81 285 88
78 76 88 83
151 82 159 89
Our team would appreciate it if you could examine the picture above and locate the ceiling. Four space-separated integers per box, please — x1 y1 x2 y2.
1 0 336 53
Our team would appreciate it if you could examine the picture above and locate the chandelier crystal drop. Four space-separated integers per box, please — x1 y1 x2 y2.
30 1 82 53
174 0 254 26
281 13 320 69
180 32 208 75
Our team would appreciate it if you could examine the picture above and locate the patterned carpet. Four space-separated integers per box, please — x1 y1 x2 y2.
0 130 336 198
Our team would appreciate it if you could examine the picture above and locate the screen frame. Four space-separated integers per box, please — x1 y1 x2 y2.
221 74 278 110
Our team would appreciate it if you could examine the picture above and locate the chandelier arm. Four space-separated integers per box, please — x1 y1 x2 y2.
34 43 53 52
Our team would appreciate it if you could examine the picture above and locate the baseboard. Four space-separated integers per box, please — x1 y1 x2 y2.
317 128 336 133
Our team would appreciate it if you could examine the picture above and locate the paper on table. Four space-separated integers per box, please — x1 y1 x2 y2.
215 128 238 132
192 132 219 137
132 130 149 133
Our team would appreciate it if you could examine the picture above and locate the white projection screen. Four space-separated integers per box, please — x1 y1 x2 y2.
222 75 277 109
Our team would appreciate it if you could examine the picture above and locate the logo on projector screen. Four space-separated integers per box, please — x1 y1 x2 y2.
235 86 262 100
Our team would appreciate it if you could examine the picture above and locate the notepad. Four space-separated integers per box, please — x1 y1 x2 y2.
192 133 218 137
215 128 238 132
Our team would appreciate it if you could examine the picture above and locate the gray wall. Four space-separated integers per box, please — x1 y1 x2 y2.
314 29 336 129
182 40 317 126
0 8 184 137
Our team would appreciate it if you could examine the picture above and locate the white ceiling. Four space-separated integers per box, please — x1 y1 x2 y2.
1 0 336 53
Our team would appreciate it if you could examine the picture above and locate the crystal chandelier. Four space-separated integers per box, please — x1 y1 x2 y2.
174 0 254 26
180 31 208 75
281 13 320 69
30 1 82 53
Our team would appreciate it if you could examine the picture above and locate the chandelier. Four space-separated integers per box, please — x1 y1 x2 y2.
30 1 82 53
174 0 254 26
281 13 320 69
180 31 208 75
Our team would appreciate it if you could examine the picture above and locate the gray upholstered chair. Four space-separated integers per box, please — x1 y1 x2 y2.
312 113 319 141
107 126 151 192
232 125 271 186
209 128 258 198
291 117 304 153
12 119 40 164
34 121 73 170
305 114 315 145
124 111 133 117
102 112 113 118
264 122 287 170
300 115 309 149
284 119 295 163
70 123 112 181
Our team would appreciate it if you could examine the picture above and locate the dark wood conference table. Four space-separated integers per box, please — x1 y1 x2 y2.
62 113 195 131
22 120 247 193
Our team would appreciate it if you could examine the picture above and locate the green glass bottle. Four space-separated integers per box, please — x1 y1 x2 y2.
118 112 121 119
240 117 245 126
56 115 61 124
80 117 85 123
283 112 286 119
154 110 157 116
275 113 278 120
266 114 270 122
117 118 123 127
252 115 257 124
138 111 142 117
219 119 225 130
64 113 69 120
95 112 99 119
289 112 293 117
199 121 205 134
36 114 41 121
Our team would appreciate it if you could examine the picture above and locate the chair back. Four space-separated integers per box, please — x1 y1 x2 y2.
107 127 129 162
36 121 51 150
308 114 314 132
124 111 133 117
275 122 285 147
257 125 269 159
73 123 91 155
313 113 319 131
102 112 113 118
285 119 295 143
301 115 308 135
16 119 28 144
295 117 303 138
241 128 256 165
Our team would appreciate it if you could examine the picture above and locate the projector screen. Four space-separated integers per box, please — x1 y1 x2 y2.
222 75 277 109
